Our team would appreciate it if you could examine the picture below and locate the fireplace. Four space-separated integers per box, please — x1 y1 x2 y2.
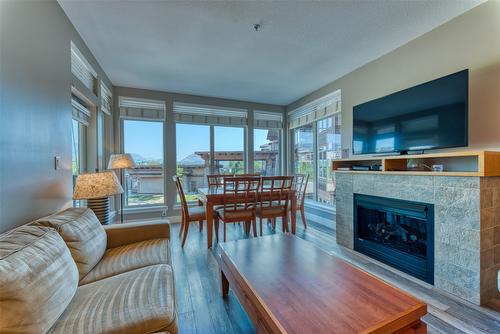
354 194 434 284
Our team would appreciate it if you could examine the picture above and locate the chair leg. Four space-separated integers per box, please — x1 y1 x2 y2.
284 214 289 233
214 217 219 243
199 220 203 232
181 221 189 248
252 219 257 237
223 223 226 242
300 208 307 229
178 214 184 237
259 217 263 236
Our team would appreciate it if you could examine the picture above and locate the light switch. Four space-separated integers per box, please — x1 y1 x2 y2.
54 156 61 170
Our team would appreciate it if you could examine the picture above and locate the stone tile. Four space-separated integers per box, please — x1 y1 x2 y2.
493 188 500 207
373 182 402 199
435 205 480 230
480 188 494 209
480 228 495 250
495 226 500 245
480 248 494 270
438 225 480 251
336 196 353 217
435 276 480 305
352 178 376 195
480 177 500 189
434 242 480 272
404 175 435 186
435 186 480 210
435 262 480 291
399 184 434 203
335 174 353 193
434 176 479 188
480 207 495 230
495 207 500 227
495 244 500 265
336 213 352 232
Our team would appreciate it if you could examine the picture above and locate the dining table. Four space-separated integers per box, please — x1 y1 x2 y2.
197 187 297 248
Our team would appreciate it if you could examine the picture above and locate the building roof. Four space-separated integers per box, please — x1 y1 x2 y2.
178 153 206 167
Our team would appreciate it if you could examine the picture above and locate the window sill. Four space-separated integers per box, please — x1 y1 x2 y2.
122 205 168 214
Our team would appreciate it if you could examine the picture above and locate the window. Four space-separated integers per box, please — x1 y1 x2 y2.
71 41 97 95
289 90 341 206
254 128 280 176
317 115 341 205
293 124 315 200
214 126 245 174
123 119 164 207
176 123 210 202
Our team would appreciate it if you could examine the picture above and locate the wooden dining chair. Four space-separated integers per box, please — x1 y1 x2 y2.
256 176 294 236
214 176 260 242
173 175 206 248
234 173 260 177
207 174 225 188
292 173 309 229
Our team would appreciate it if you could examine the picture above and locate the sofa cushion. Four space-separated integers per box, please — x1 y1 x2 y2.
80 238 171 285
0 225 79 334
48 264 178 334
33 208 107 280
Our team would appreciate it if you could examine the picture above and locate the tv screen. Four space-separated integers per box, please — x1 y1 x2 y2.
352 69 468 155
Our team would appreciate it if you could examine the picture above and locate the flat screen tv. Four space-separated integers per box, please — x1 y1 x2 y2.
352 69 468 155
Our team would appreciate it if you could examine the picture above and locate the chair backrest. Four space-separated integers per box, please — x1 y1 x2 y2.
293 174 309 207
260 176 294 209
221 176 260 220
207 174 225 187
172 176 189 218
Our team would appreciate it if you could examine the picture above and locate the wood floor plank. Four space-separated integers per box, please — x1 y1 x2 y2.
166 213 500 334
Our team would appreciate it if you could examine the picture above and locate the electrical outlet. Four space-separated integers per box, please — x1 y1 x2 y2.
54 156 61 170
161 210 167 217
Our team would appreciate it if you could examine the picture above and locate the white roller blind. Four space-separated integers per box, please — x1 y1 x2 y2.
254 111 283 129
119 96 165 121
72 96 91 126
71 41 97 94
174 102 247 126
100 84 112 116
288 90 341 129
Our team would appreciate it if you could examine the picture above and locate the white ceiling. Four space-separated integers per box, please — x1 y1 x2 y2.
58 0 483 105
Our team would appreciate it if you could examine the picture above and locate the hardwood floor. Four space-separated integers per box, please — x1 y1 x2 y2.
169 216 500 334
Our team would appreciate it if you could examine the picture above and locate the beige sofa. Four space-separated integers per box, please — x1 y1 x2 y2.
0 208 178 334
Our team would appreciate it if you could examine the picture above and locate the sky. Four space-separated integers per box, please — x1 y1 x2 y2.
123 120 271 162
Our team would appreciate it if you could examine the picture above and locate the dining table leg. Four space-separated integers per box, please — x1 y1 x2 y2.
291 194 297 235
206 201 214 248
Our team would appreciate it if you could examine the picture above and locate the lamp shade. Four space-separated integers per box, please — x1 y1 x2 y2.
73 171 124 200
107 154 136 169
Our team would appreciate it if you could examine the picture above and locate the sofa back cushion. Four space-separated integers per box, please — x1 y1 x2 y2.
33 208 107 280
0 225 79 334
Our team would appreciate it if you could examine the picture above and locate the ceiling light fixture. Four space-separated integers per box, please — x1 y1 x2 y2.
253 23 261 32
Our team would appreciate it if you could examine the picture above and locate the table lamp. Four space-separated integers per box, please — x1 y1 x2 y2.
107 153 136 223
73 171 124 225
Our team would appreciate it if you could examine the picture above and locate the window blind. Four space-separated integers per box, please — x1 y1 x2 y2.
119 96 165 121
100 84 112 116
174 102 247 126
254 111 283 129
288 90 341 129
72 96 91 126
70 41 97 94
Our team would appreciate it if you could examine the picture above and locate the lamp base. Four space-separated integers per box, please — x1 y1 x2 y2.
87 197 112 225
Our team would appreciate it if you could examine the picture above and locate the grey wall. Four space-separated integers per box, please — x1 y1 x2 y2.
0 0 111 233
287 0 500 155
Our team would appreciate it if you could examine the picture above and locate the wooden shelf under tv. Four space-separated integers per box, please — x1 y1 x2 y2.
332 150 500 177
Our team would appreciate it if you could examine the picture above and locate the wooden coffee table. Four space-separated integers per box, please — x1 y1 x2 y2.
219 234 427 333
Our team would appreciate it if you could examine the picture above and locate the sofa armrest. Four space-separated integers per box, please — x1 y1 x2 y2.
104 220 171 249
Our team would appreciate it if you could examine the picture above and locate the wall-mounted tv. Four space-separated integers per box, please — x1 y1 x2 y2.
352 69 468 155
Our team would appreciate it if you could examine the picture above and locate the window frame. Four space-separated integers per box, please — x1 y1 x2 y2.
253 127 282 176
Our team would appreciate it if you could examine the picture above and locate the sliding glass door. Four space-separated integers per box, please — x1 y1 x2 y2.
292 114 341 206
293 123 315 200
254 128 280 176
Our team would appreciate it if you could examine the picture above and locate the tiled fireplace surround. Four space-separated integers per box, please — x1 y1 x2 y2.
335 173 500 305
